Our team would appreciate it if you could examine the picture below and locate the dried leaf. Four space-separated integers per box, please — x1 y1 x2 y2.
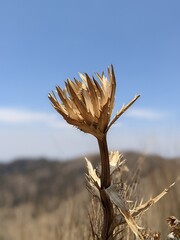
85 158 100 187
109 151 125 175
106 185 144 240
131 182 175 217
106 95 140 132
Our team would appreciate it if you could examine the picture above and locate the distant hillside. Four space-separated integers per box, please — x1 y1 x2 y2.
0 152 179 209
0 152 179 239
0 157 85 208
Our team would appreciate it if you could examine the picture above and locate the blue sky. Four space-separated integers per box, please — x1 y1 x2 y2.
0 0 180 161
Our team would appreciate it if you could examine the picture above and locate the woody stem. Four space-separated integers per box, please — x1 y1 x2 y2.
98 134 114 240
98 135 111 188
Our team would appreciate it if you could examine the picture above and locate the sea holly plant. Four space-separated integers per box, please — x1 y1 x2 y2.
49 65 174 240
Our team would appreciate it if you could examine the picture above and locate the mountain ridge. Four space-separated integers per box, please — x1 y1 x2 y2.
0 151 179 208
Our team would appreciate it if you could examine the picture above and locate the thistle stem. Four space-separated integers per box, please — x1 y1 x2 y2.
98 135 111 189
98 135 114 240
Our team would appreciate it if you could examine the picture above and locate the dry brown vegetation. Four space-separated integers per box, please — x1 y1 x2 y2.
0 152 179 240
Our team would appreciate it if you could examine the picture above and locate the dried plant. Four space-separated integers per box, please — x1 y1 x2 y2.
86 154 174 240
167 216 180 239
49 65 175 240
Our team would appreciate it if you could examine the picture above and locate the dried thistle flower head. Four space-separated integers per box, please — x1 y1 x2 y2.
167 216 180 239
49 65 140 140
48 65 116 139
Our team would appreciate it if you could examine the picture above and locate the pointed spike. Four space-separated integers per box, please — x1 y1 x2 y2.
106 95 140 132
67 82 94 123
85 74 100 117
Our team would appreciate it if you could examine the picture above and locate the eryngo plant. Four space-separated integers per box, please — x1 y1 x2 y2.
48 65 139 238
49 66 174 240
48 65 139 186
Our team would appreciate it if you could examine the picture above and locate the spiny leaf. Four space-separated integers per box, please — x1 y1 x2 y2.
106 94 140 132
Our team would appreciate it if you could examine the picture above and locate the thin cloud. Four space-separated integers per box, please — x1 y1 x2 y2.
0 107 167 128
125 108 166 120
0 107 68 128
